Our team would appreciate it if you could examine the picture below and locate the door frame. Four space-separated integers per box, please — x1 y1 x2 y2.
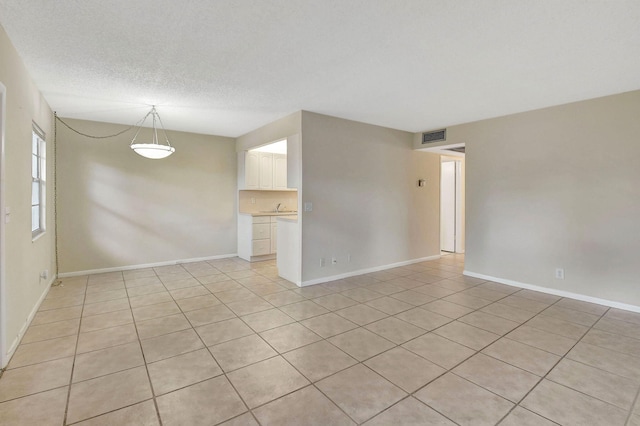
0 82 7 368
440 158 463 253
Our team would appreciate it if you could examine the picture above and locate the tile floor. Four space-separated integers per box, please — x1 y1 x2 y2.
1 254 639 425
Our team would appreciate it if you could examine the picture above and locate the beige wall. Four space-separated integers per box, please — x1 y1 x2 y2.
0 24 56 363
448 90 640 306
301 111 441 283
57 118 237 273
236 111 302 152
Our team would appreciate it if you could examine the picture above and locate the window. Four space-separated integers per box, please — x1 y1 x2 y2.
31 124 46 238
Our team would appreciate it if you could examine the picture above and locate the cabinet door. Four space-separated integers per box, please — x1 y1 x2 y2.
245 151 260 189
259 153 273 189
273 154 288 190
252 239 270 256
253 223 270 240
270 223 277 253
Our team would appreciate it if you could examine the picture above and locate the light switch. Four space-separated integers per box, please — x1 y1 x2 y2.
5 207 10 224
304 202 313 212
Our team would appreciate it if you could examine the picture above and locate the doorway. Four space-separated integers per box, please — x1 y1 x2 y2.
440 158 463 253
0 82 6 368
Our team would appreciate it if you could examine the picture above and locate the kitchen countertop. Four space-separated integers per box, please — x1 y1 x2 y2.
239 212 298 217
276 215 298 222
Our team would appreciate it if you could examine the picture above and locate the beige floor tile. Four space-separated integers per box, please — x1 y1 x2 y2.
433 321 500 350
443 293 492 310
80 309 133 333
67 366 152 424
328 328 395 361
156 376 246 425
525 314 589 339
499 406 556 426
196 317 255 346
210 334 277 372
292 285 335 298
388 290 436 306
227 297 274 316
169 285 210 300
141 329 205 362
521 379 627 426
136 313 191 340
554 298 608 315
336 304 388 326
260 322 322 353
481 337 560 376
32 305 82 326
82 298 130 317
83 288 127 304
216 288 256 303
9 335 77 368
541 305 601 327
0 387 68 426
421 300 474 319
547 358 638 409
340 288 385 303
394 307 451 331
185 304 236 327
595 316 640 340
480 302 537 323
365 317 426 344
365 347 445 393
126 283 166 297
132 301 181 322
253 385 355 426
316 363 406 423
175 294 220 312
460 287 509 302
567 341 640 380
458 311 519 335
0 357 73 402
402 333 475 369
365 282 406 295
313 293 359 311
605 308 640 326
628 414 640 426
412 284 458 298
39 294 85 311
47 283 86 299
365 296 414 315
228 356 309 408
76 323 138 354
161 277 201 290
74 400 159 426
506 325 577 356
581 328 640 357
284 340 357 382
21 317 80 344
129 292 173 308
498 295 550 313
415 373 513 426
475 282 520 295
147 348 222 395
241 308 295 332
125 276 162 288
202 278 241 290
262 290 306 307
364 396 456 426
514 289 561 304
279 300 329 320
453 353 540 402
300 312 358 338
74 341 144 382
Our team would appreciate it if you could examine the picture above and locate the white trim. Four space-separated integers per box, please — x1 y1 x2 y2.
4 274 56 367
58 253 238 278
464 270 640 313
0 82 6 368
301 255 441 287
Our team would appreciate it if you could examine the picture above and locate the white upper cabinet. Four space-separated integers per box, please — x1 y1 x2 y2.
244 151 288 190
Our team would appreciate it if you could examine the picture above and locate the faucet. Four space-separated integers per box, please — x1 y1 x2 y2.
276 203 282 212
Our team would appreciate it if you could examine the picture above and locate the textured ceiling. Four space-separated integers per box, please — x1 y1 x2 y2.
1 0 639 137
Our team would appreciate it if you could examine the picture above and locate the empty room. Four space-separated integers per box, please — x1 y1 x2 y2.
0 1 639 425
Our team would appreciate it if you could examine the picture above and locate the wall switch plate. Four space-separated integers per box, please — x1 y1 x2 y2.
331 257 337 265
320 258 326 267
304 202 313 212
555 268 565 279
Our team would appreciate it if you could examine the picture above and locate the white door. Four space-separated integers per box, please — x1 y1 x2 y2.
440 161 456 252
0 83 6 368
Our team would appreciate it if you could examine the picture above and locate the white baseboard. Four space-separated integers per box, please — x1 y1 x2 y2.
464 270 640 313
4 275 57 368
301 255 441 287
58 253 238 278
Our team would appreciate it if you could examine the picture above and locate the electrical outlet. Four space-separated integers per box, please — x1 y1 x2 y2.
304 202 313 212
320 258 326 267
555 268 565 280
40 270 49 280
251 197 256 204
332 257 337 265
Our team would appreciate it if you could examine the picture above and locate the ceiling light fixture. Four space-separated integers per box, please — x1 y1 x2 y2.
130 106 175 159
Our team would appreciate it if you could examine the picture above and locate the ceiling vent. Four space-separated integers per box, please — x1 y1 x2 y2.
422 129 446 144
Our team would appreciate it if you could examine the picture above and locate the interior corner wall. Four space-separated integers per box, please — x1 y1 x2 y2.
57 118 237 274
300 111 441 283
0 24 56 362
448 90 640 307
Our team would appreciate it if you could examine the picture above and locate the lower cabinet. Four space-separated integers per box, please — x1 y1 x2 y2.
238 215 281 261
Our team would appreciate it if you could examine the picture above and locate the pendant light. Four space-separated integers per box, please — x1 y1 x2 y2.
130 106 175 159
